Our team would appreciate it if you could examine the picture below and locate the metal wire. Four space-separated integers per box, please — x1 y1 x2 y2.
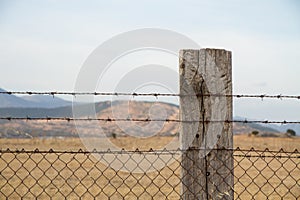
0 148 299 199
0 91 300 100
1 90 299 198
0 117 300 124
0 147 299 157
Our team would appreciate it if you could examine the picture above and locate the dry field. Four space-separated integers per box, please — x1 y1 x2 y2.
0 135 299 199
1 134 299 151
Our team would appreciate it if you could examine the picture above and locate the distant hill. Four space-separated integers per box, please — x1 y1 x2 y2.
233 116 299 136
0 101 111 118
267 123 300 136
0 87 296 138
22 95 71 108
0 101 178 138
0 88 33 108
0 88 71 108
0 100 294 138
233 116 280 134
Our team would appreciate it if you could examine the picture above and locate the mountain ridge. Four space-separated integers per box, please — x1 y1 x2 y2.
0 88 299 137
0 88 71 108
0 100 298 138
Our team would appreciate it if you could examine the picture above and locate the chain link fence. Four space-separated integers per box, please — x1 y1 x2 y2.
0 148 299 199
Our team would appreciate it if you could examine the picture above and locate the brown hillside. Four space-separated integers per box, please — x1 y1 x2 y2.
0 100 287 138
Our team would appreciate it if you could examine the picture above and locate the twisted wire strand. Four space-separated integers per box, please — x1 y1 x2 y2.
0 91 300 100
0 117 299 124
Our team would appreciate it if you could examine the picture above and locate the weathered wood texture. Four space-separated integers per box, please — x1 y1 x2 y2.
180 49 233 200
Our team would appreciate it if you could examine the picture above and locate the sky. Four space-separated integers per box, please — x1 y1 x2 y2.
0 0 299 120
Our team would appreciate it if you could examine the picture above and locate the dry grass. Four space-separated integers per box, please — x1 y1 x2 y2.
1 134 299 151
0 135 299 199
234 134 300 151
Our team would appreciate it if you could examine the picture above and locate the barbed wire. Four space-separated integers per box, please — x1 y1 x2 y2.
0 147 299 158
0 116 299 124
0 91 300 100
0 147 298 153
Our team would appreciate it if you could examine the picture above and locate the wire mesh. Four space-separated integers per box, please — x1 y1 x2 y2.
0 90 299 199
0 148 299 199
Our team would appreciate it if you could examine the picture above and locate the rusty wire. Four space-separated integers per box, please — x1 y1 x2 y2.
0 148 299 199
0 117 300 124
0 91 300 100
0 147 299 157
1 91 299 198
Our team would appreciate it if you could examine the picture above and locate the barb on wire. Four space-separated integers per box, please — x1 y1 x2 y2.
0 146 299 199
0 117 300 124
0 91 300 100
0 147 299 155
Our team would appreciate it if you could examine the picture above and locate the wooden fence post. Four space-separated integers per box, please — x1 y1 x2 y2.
180 49 233 199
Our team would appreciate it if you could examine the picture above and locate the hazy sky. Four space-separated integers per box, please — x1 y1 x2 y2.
0 0 299 120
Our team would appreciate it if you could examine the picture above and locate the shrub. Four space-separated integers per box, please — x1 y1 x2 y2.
286 129 296 136
251 130 259 136
111 132 117 139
